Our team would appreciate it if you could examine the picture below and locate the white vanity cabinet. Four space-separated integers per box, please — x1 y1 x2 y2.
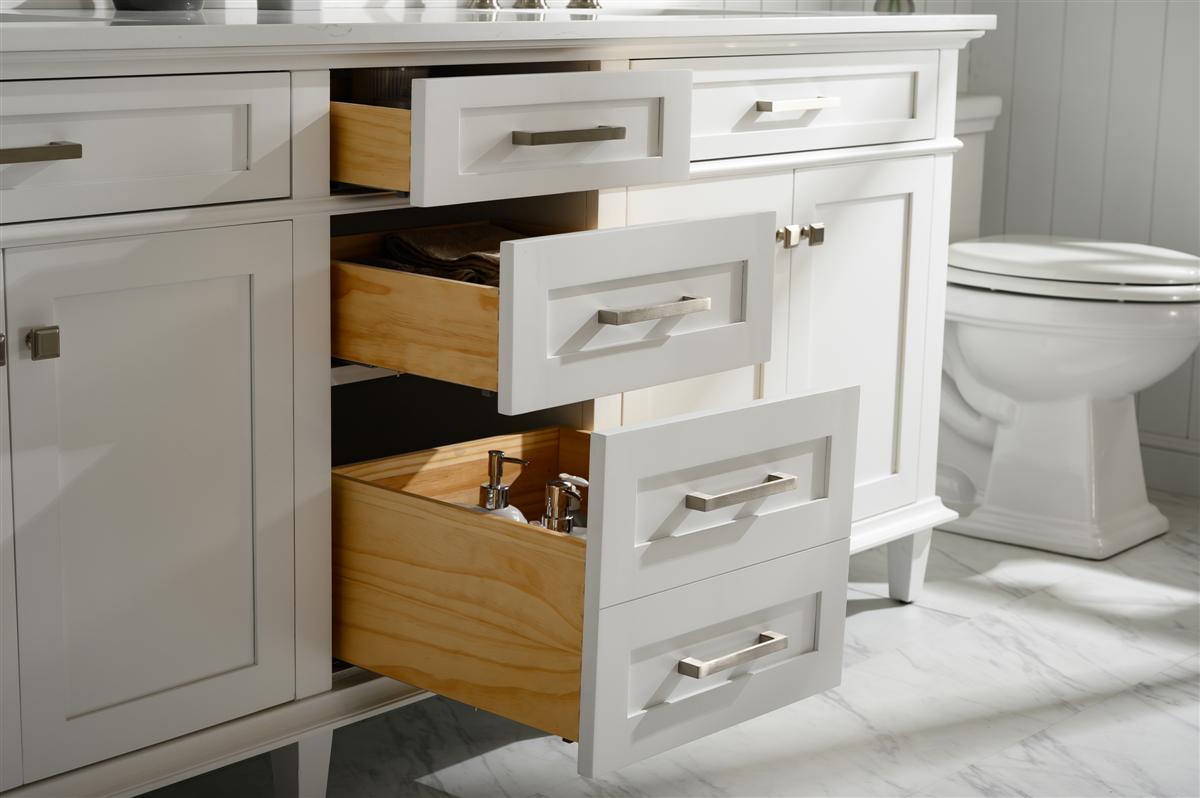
1 222 297 780
0 10 990 794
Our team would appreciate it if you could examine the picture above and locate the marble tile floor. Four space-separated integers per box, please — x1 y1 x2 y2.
151 491 1199 798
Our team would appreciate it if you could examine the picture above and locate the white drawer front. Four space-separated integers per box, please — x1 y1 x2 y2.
0 74 291 224
580 538 849 777
412 70 691 206
499 211 775 415
586 389 858 608
633 52 938 161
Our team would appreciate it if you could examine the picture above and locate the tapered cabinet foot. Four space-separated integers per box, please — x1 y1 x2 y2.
886 528 932 603
271 728 333 798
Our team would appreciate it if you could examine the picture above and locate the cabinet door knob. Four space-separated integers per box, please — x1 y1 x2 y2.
25 326 61 361
776 223 825 248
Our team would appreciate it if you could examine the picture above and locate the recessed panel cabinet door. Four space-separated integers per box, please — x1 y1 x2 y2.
5 222 295 781
786 157 935 520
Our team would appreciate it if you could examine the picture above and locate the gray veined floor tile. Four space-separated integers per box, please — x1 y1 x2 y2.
914 655 1200 798
843 589 968 669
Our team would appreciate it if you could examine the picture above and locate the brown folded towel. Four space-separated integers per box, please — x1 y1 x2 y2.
369 222 527 287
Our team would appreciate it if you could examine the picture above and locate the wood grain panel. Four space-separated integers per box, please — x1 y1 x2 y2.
330 101 412 192
331 259 500 391
333 472 586 740
335 427 589 521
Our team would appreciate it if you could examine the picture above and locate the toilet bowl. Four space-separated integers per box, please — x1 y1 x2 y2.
938 235 1200 558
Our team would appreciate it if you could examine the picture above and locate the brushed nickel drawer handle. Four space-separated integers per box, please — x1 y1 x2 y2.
511 125 627 146
0 141 83 165
677 631 788 679
597 295 711 326
755 96 841 113
685 471 797 512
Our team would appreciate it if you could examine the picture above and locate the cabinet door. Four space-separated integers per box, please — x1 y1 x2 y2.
619 172 794 424
786 157 934 521
6 222 295 781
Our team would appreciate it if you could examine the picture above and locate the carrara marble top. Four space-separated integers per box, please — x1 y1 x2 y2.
0 3 995 53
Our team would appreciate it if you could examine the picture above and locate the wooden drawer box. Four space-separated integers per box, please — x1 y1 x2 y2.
330 70 691 206
331 211 776 415
632 51 938 161
334 391 858 775
0 73 290 224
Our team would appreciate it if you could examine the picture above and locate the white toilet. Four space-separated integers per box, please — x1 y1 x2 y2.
936 97 1200 559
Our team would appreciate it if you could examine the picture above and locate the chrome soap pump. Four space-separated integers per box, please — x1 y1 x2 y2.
477 449 530 523
541 474 588 536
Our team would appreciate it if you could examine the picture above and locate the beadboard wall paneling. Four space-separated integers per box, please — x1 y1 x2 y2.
967 0 1200 495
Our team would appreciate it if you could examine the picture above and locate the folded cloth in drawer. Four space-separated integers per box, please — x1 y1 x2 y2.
369 222 527 286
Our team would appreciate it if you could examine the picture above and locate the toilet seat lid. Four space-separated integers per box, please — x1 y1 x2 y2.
948 235 1200 286
947 265 1200 302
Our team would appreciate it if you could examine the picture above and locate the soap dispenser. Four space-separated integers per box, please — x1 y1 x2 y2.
540 474 587 536
476 449 530 523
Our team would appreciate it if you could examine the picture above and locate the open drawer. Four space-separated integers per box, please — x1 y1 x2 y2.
333 389 858 776
330 70 691 206
331 211 776 415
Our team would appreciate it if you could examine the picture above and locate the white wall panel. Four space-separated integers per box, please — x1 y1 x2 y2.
1003 0 1065 234
1050 0 1115 238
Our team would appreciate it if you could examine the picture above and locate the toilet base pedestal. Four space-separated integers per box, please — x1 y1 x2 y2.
939 394 1169 559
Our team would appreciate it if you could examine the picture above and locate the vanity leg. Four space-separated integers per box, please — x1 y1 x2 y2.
271 728 333 798
886 528 932 603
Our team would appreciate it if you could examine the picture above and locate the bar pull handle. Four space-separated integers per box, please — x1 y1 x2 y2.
677 631 789 679
0 333 6 368
685 471 797 512
755 96 841 113
0 141 83 165
597 295 711 326
512 125 627 146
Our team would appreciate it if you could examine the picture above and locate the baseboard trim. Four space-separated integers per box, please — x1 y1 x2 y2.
1141 442 1200 497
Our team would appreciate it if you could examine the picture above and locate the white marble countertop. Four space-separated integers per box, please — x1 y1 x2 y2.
0 4 995 53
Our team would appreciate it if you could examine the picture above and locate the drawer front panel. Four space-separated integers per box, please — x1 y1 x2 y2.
499 211 775 415
587 389 858 608
580 538 850 776
0 74 291 224
633 52 938 161
412 70 691 206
